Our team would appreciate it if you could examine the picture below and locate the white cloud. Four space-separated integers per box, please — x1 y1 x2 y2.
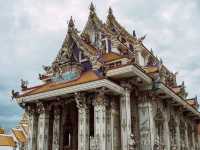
0 0 200 130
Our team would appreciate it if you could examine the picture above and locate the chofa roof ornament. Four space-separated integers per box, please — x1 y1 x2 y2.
138 34 147 43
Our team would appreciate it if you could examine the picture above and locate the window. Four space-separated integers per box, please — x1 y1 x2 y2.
64 129 71 148
90 106 94 136
101 40 107 51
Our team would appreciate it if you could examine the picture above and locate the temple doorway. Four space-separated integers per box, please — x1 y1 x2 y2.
62 101 78 150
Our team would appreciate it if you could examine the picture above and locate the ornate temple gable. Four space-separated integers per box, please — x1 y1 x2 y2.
143 59 177 88
106 7 158 67
39 16 105 84
106 7 137 43
106 7 137 54
82 3 111 50
186 96 199 110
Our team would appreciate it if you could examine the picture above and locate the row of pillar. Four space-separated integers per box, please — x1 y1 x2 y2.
25 84 132 150
139 94 200 150
77 87 132 150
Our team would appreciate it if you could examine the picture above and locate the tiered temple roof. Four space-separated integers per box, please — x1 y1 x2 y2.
14 3 200 119
0 113 28 149
12 128 27 144
0 134 16 148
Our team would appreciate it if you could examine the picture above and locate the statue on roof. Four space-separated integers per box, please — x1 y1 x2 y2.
11 90 19 100
20 79 28 90
179 81 188 99
42 65 52 74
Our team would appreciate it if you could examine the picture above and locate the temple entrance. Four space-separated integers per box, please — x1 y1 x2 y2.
62 101 78 150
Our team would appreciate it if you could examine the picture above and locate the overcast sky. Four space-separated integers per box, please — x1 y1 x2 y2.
0 0 200 132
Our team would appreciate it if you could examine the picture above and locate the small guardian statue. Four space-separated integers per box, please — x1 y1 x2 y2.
20 79 28 90
11 90 19 100
90 136 100 150
153 136 160 150
42 65 51 74
171 144 177 150
129 134 137 150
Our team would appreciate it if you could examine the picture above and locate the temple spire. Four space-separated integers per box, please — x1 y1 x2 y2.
108 7 113 16
68 16 74 30
90 2 95 12
108 6 114 19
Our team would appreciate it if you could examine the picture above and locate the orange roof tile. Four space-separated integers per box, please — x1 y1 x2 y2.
12 129 27 143
187 99 196 105
0 128 4 134
20 71 103 97
0 134 16 147
143 66 159 74
99 52 125 63
172 86 182 94
186 98 199 109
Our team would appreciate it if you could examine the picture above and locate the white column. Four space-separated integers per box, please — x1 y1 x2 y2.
176 118 181 150
192 126 196 150
106 106 112 150
37 103 50 150
185 124 189 150
52 105 61 150
110 100 121 150
26 105 38 150
75 93 90 150
164 116 170 150
120 84 131 150
94 91 107 150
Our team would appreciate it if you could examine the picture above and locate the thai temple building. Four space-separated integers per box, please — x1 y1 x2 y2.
0 113 28 150
12 113 28 150
0 128 16 150
13 3 200 150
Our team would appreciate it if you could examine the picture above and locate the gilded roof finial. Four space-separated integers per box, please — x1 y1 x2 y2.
68 16 74 29
109 7 113 16
90 2 95 12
